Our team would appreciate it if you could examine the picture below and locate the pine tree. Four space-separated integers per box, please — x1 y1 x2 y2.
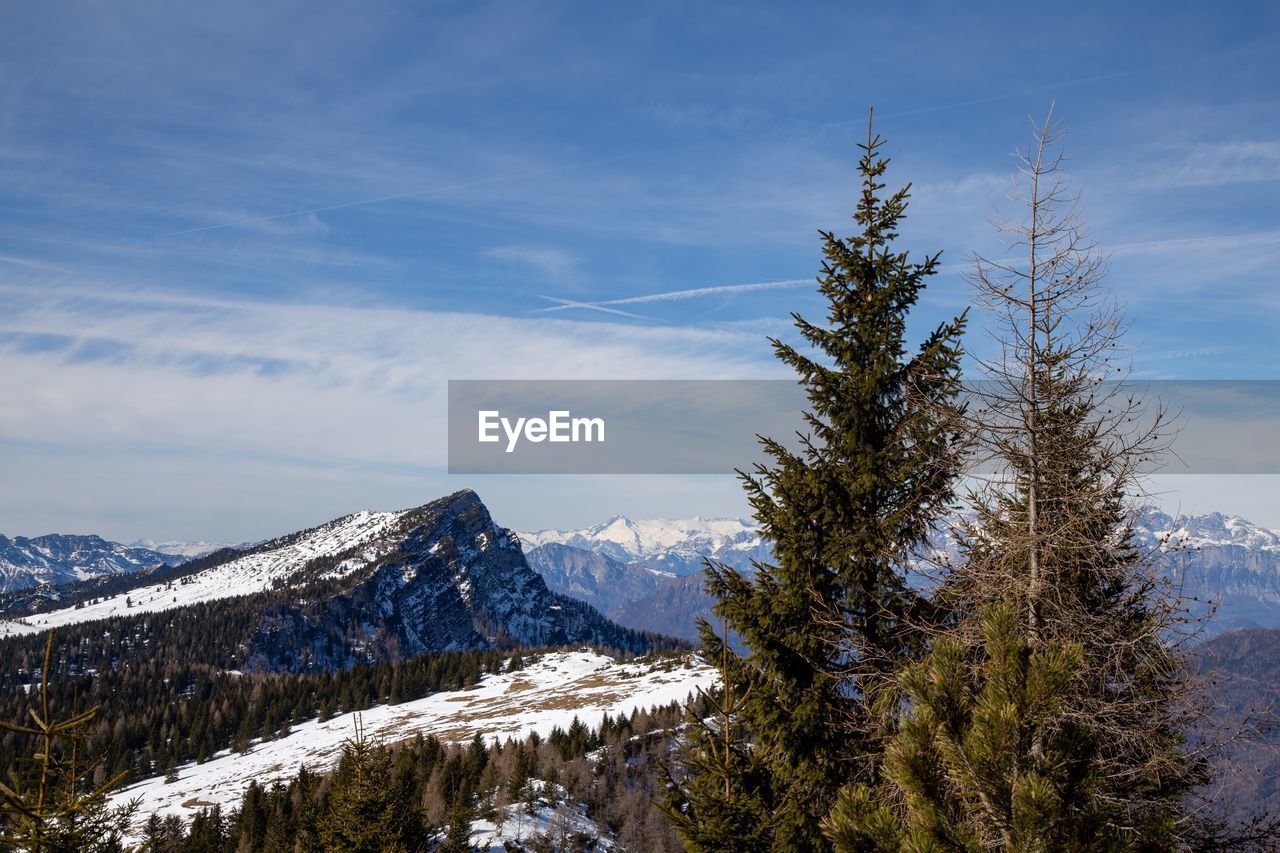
441 791 475 853
663 622 773 852
824 603 1111 850
823 108 1222 849
0 630 136 852
669 111 967 851
318 717 419 852
507 742 533 804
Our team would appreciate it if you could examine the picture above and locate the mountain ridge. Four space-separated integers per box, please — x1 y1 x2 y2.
1 490 675 671
0 533 187 594
523 509 1280 639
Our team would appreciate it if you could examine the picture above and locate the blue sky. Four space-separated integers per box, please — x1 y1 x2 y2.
2 1 1279 541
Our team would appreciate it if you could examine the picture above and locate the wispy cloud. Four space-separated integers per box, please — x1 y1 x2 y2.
488 245 581 290
0 282 779 460
0 280 787 536
160 153 638 237
0 255 68 273
1139 141 1280 189
1110 230 1280 255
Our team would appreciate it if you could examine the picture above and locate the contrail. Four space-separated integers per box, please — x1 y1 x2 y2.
0 255 68 273
162 155 633 237
535 295 650 320
531 278 812 314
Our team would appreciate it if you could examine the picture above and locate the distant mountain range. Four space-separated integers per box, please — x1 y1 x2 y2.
0 534 187 594
520 515 768 575
521 542 713 641
126 538 232 559
522 543 675 614
7 503 1280 654
0 491 671 670
521 510 1280 640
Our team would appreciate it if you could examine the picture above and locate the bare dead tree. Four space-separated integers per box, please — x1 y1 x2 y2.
934 105 1277 847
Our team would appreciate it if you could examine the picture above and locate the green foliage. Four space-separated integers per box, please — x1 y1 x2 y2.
0 631 136 852
823 603 1130 851
672 113 966 850
662 699 774 852
318 719 421 852
823 115 1217 849
441 794 475 853
0 626 510 790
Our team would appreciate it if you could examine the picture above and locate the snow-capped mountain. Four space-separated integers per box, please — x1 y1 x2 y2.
0 533 185 594
520 515 768 575
525 510 1280 637
1137 510 1280 632
1136 510 1280 553
127 538 232 559
1 490 668 669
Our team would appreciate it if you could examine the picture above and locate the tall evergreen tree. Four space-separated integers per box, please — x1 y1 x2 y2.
823 109 1235 850
318 718 419 852
668 112 967 851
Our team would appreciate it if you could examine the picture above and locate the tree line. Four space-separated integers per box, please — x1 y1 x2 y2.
118 699 696 852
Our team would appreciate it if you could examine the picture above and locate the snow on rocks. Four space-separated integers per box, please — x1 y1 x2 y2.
0 510 402 638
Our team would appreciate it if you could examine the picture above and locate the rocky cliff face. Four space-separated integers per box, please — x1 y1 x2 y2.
1136 511 1280 633
242 490 662 671
523 543 675 615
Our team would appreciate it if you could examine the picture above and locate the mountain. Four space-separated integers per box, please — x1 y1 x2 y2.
1193 628 1280 824
523 542 676 614
526 510 1280 640
611 574 714 643
0 490 673 670
520 515 767 575
1135 510 1280 633
0 533 185 594
127 538 232 559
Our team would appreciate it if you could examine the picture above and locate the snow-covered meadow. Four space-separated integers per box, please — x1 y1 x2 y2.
111 650 716 838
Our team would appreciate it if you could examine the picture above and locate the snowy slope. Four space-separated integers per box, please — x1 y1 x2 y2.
0 510 402 638
466 779 615 851
111 650 715 835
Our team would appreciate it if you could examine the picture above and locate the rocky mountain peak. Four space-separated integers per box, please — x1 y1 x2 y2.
1 491 672 670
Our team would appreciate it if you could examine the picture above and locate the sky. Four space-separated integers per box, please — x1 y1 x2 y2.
2 1 1279 542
